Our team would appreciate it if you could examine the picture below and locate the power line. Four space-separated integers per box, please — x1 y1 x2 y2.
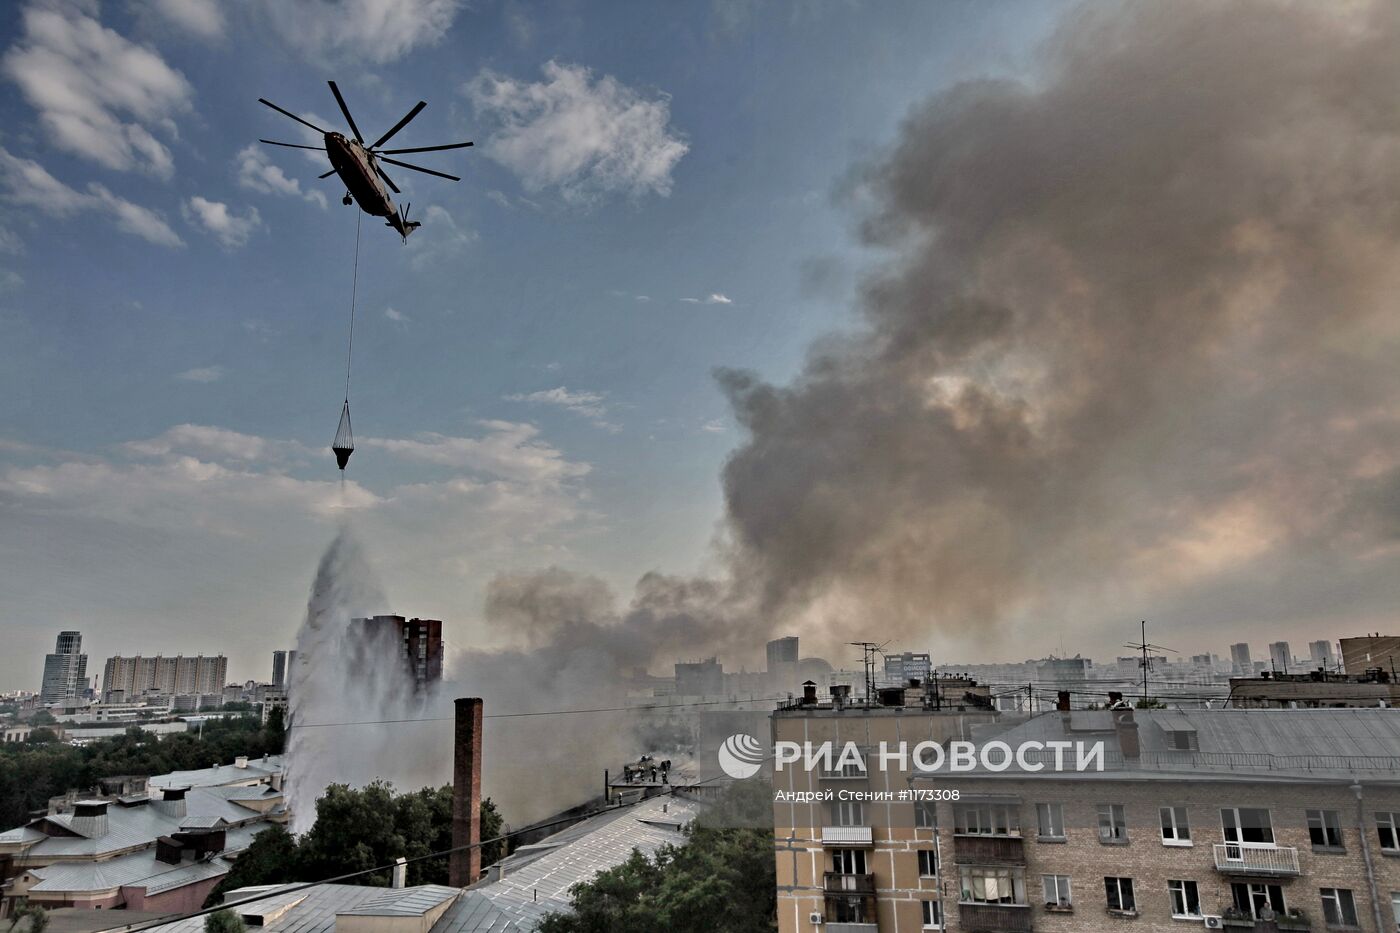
286 694 791 731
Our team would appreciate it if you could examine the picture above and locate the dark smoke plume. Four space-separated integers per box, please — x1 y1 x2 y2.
716 0 1400 652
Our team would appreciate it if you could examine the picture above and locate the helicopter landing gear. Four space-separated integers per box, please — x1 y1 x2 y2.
342 193 353 206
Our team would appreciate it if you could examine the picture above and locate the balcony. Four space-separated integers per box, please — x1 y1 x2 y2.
957 903 1033 932
952 834 1025 865
824 872 877 894
826 925 878 933
1212 843 1301 876
822 826 874 847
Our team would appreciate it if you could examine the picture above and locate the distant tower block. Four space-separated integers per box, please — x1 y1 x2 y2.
450 697 483 887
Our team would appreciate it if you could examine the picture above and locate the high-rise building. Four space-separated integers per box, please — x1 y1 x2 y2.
1229 642 1252 675
39 631 88 704
1308 639 1337 670
271 649 298 689
351 616 443 690
766 636 799 686
101 655 228 701
1269 640 1292 673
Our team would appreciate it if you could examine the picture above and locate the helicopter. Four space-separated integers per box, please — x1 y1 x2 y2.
257 81 472 241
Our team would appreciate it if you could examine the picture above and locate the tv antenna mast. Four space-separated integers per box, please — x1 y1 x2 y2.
849 642 888 704
1123 620 1177 707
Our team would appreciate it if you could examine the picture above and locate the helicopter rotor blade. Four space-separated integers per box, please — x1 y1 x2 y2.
374 163 401 194
318 168 337 179
369 101 427 150
377 141 473 155
258 99 329 135
259 139 326 151
327 81 365 144
377 156 460 182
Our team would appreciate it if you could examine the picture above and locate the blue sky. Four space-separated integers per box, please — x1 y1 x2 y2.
0 0 1068 686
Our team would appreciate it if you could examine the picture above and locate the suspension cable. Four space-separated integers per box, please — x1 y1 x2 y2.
345 211 361 402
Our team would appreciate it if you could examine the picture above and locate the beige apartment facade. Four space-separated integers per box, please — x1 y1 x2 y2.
773 698 1400 933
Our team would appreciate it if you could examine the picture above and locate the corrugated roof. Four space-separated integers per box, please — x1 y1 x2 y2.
338 885 460 917
149 756 284 790
26 850 230 895
445 794 702 931
13 786 282 858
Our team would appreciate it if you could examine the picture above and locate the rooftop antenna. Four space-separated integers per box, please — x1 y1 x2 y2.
849 642 888 704
1123 620 1176 707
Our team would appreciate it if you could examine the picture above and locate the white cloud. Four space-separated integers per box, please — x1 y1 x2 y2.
680 293 734 305
125 424 307 463
506 386 620 433
385 307 409 324
3 3 193 177
0 226 23 255
141 0 225 39
0 147 184 247
364 420 590 485
465 61 688 204
235 145 329 209
255 0 464 64
701 419 725 433
183 196 261 248
409 204 476 270
175 365 225 384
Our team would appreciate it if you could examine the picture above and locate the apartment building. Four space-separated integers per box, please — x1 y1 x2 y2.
771 682 1000 933
101 655 228 701
773 696 1400 933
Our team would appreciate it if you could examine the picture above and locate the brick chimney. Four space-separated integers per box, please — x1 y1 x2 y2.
449 697 483 887
1113 707 1140 760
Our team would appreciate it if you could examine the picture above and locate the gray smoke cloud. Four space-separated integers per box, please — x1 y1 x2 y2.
716 0 1400 651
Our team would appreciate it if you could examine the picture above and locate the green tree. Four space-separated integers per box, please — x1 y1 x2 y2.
204 824 302 907
204 909 246 933
7 905 48 933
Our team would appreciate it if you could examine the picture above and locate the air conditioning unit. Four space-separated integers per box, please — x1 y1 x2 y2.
809 912 824 925
1203 917 1223 930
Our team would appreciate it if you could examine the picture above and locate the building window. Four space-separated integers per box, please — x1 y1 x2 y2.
1221 807 1275 845
1036 803 1065 839
1308 809 1344 850
954 802 1019 836
833 849 867 875
1321 888 1358 927
1160 806 1191 845
832 801 865 827
915 800 938 829
1169 880 1201 918
1104 877 1136 914
1043 874 1071 908
1389 892 1400 931
1097 804 1128 843
824 759 867 779
1231 883 1286 919
921 899 942 929
959 866 1026 905
918 849 938 877
1379 813 1400 852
